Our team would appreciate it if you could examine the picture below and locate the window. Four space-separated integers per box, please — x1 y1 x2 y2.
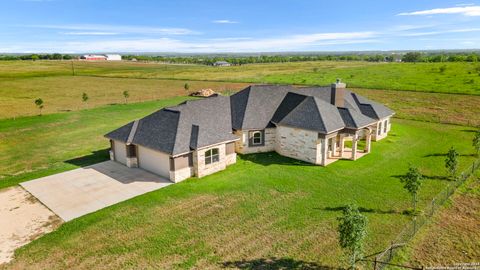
378 122 382 135
252 131 262 145
383 120 388 133
205 148 219 165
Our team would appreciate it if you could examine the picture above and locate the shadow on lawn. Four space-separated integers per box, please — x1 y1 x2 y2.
423 153 476 157
221 257 339 270
391 174 450 181
240 152 315 167
64 148 110 167
318 206 403 215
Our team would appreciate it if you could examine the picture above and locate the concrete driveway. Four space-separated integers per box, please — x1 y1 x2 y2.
21 161 172 221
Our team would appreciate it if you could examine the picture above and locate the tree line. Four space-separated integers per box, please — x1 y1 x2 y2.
2 51 479 64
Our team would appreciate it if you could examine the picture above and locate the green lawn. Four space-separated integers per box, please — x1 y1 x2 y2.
0 96 197 189
1 97 477 269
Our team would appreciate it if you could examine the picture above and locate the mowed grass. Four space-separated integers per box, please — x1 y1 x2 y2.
0 75 247 118
0 96 197 189
0 97 477 268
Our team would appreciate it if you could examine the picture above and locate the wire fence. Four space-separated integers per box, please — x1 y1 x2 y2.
369 158 480 270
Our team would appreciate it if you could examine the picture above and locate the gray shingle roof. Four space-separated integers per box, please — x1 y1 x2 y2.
106 84 394 156
105 95 238 156
230 85 295 130
277 96 345 134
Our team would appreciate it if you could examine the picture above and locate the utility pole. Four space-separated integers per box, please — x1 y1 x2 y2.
71 60 75 76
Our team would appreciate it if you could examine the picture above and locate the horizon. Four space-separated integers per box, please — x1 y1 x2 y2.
1 0 480 53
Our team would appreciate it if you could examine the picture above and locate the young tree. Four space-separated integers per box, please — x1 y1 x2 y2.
445 147 459 179
473 130 480 156
337 204 368 270
122 90 130 104
400 165 422 214
184 83 190 92
82 92 89 108
34 98 44 115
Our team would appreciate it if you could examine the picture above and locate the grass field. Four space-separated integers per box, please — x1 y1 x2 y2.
0 76 247 119
1 61 480 121
394 171 480 266
2 61 480 94
0 97 478 269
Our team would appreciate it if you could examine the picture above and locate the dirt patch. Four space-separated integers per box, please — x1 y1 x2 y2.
0 187 62 265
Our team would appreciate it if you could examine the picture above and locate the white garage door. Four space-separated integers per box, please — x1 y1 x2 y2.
113 140 127 165
138 146 170 179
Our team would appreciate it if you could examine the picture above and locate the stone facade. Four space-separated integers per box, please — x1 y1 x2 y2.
275 126 322 164
234 128 276 154
169 167 194 183
193 143 228 178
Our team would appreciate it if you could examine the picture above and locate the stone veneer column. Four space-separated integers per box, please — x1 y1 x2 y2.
339 134 345 158
331 137 337 157
321 138 328 166
365 130 372 153
351 133 358 160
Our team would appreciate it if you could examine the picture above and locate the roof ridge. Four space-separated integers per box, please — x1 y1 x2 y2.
311 97 328 133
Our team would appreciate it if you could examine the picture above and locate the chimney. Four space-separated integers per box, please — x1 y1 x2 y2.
331 78 346 107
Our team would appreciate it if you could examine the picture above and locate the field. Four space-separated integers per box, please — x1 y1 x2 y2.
1 60 479 268
394 171 480 266
1 61 480 126
0 95 478 268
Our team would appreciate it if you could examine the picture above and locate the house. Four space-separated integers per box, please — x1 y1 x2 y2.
105 81 394 182
213 61 231 66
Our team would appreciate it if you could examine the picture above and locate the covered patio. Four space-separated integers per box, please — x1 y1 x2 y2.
321 127 373 166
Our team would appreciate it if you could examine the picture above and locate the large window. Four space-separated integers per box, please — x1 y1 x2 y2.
378 122 382 135
252 131 263 145
383 120 388 133
205 148 219 165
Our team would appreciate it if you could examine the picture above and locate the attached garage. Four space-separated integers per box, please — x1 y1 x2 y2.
137 146 171 179
113 140 127 165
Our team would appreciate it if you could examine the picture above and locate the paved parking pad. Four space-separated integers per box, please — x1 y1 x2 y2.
21 161 172 221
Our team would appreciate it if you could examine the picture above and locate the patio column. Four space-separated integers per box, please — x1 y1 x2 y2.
331 136 337 157
351 133 358 160
321 138 328 166
365 130 372 153
339 134 345 157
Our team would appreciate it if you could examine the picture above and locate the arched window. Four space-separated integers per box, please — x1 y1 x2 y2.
378 122 382 135
252 131 263 145
384 120 388 133
205 148 219 165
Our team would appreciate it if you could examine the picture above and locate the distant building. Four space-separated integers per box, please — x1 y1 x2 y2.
81 54 107 61
106 54 122 61
81 54 122 61
213 61 231 67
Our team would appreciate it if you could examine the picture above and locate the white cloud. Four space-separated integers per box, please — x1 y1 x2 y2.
62 32 119 36
23 24 197 35
400 27 480 36
212 20 238 24
398 6 480 16
0 31 378 53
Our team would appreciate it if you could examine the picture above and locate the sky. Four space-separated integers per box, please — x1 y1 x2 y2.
1 0 480 53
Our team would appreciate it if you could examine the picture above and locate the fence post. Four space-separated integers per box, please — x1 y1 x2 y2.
373 257 377 270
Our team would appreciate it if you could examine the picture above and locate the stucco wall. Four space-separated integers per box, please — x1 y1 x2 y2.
275 126 321 164
234 128 276 154
372 117 391 141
